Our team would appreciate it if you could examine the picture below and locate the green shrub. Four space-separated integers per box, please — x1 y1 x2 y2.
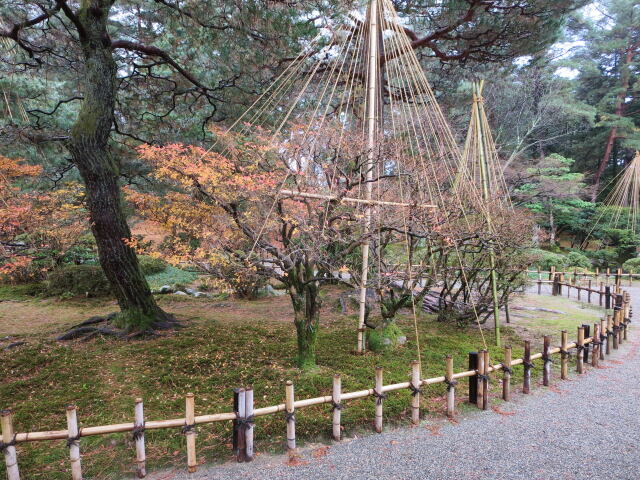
366 322 405 352
586 249 619 270
138 255 168 276
528 248 567 271
565 251 592 269
46 265 111 297
622 257 640 272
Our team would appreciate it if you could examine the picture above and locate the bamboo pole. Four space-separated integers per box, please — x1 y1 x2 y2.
592 324 600 368
65 405 82 480
599 282 604 306
543 335 551 386
523 341 531 394
600 319 607 361
285 381 296 450
185 394 197 473
134 398 146 478
245 387 254 462
476 351 485 409
588 279 592 303
332 375 342 440
468 352 478 404
606 315 613 355
502 346 512 401
576 327 585 374
445 356 455 417
481 350 490 410
357 0 380 354
374 367 384 433
1 409 20 480
411 361 421 424
613 311 620 350
278 190 435 208
236 389 246 462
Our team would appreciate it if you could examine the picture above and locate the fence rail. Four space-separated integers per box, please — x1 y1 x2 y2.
0 284 633 480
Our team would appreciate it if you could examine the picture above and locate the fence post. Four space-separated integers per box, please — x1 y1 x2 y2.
576 327 584 374
582 324 590 363
605 286 611 309
245 387 254 462
134 398 146 479
1 409 20 480
481 350 490 410
613 311 620 349
232 389 240 457
410 361 421 424
537 268 542 294
502 346 512 401
185 393 197 473
235 389 246 461
543 335 551 386
476 351 485 409
560 330 568 380
549 265 555 281
588 279 592 303
66 405 82 480
523 341 532 394
468 352 478 404
285 381 296 449
599 282 604 306
374 367 384 433
606 315 613 355
592 323 600 368
445 355 455 417
332 374 342 440
600 319 607 361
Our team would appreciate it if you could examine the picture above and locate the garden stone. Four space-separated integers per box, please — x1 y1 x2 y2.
185 288 197 295
159 285 173 294
174 291 188 296
194 292 210 298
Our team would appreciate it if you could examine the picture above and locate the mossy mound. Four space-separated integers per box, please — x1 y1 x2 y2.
366 321 406 352
46 265 111 297
138 255 169 276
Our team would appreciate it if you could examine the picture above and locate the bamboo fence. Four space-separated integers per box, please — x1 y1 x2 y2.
0 284 633 480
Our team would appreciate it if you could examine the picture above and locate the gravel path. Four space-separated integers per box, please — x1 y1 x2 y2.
149 287 640 480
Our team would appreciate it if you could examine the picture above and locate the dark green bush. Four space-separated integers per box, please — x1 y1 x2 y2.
46 265 111 297
138 255 168 276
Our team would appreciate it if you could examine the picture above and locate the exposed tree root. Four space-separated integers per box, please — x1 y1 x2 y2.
57 312 179 341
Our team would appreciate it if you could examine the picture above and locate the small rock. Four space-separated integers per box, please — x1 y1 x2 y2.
382 338 392 345
174 291 188 296
159 285 173 294
185 288 197 295
193 292 210 298
397 336 407 345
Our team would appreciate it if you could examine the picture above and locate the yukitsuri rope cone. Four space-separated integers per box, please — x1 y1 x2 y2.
2 285 632 479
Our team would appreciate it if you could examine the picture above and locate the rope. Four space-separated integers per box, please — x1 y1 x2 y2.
0 435 16 452
331 401 344 411
444 379 458 391
409 383 423 396
284 412 295 423
66 429 82 448
181 423 197 435
501 365 513 375
132 423 145 441
236 415 255 430
373 389 387 405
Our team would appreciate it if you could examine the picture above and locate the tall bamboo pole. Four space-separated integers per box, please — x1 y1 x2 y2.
1 409 20 480
357 0 380 353
472 81 501 346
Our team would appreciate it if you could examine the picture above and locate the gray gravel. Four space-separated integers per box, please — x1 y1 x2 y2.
148 288 640 480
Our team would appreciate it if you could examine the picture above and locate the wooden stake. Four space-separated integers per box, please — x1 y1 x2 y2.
232 389 240 456
560 330 568 380
411 361 421 424
599 282 604 306
592 324 600 368
1 409 20 480
502 346 512 401
523 341 532 394
576 327 584 374
374 367 384 433
134 398 146 478
481 350 490 410
543 335 551 386
468 352 478 404
476 350 485 408
445 356 455 417
588 279 592 303
236 388 246 462
332 375 342 440
600 319 607 361
606 315 613 355
285 381 296 450
65 405 82 480
582 324 590 363
245 387 254 462
185 393 197 473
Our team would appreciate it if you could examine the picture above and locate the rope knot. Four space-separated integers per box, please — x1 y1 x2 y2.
0 435 16 453
409 382 423 396
66 429 82 448
331 401 344 411
132 423 145 441
373 389 387 405
284 412 295 423
181 423 197 435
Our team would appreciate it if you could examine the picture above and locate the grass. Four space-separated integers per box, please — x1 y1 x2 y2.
0 285 602 479
145 266 199 290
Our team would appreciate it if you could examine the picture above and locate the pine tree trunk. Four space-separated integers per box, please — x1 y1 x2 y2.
66 1 172 330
